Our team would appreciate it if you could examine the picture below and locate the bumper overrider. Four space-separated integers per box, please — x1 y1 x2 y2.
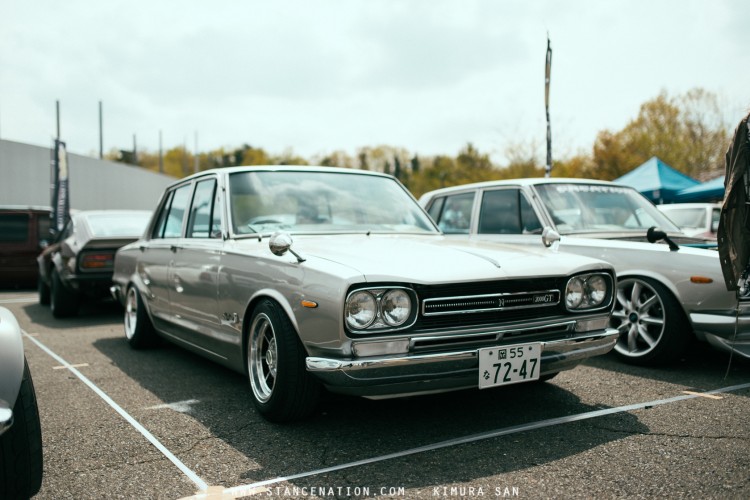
306 319 619 398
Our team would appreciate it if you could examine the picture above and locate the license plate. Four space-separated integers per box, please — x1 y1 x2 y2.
478 342 541 389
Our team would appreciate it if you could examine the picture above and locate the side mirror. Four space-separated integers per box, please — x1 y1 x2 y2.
269 232 306 263
541 227 561 251
647 226 679 251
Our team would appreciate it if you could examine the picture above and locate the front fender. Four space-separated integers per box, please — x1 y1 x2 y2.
0 307 25 433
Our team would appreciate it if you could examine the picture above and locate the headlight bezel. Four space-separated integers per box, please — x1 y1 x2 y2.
564 272 614 312
345 286 418 334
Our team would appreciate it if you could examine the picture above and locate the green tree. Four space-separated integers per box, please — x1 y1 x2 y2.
592 88 730 180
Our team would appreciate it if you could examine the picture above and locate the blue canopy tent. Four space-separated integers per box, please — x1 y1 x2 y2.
672 175 725 203
614 157 700 204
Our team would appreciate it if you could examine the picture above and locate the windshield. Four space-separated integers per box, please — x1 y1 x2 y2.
228 170 437 235
659 207 707 230
85 212 151 237
534 183 682 234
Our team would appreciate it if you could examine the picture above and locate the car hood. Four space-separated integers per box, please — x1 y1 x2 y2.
284 234 610 283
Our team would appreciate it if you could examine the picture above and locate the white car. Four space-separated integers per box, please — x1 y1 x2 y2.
420 178 749 366
657 203 720 240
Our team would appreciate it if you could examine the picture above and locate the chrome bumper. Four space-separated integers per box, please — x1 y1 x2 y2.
306 328 618 398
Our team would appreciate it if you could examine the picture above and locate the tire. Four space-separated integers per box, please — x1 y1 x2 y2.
38 277 50 306
611 277 691 366
124 286 158 349
247 299 321 422
0 358 43 499
50 269 79 318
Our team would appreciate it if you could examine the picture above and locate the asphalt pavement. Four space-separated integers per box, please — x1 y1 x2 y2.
3 290 749 499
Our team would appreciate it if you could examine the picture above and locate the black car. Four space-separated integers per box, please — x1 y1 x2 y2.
37 210 152 318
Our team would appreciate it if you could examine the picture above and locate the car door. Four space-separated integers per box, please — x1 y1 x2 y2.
138 183 192 330
169 176 226 355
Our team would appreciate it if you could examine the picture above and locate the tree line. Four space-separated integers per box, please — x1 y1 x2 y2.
108 87 735 198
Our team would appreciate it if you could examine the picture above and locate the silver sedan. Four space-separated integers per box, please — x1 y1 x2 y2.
112 167 618 422
420 178 749 366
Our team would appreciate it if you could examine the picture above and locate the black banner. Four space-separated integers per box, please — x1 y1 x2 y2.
545 36 552 178
51 139 70 235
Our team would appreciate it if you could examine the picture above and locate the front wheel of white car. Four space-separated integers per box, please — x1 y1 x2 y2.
611 277 691 366
247 299 320 422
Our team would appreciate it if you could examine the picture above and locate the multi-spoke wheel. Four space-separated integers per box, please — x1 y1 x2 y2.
247 299 320 422
124 286 157 349
611 277 690 365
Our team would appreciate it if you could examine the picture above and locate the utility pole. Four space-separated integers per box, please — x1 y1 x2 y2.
56 100 60 140
99 100 103 159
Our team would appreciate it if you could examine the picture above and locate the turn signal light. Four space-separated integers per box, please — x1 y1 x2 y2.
689 276 713 284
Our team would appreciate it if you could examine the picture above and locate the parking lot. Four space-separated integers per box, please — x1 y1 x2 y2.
3 289 749 499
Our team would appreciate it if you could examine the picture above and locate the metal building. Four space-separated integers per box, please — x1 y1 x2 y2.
0 139 174 210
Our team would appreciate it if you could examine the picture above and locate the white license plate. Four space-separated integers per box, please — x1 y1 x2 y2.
478 342 541 389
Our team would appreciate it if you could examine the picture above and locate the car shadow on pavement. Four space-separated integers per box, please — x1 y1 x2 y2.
21 298 123 330
584 341 750 393
93 335 648 493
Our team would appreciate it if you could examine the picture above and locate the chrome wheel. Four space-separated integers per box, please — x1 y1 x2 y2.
612 278 666 359
249 312 277 404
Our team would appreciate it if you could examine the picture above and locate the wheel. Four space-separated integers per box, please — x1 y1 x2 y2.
247 299 321 422
0 358 43 499
38 277 50 306
124 286 158 349
611 277 691 365
50 269 79 318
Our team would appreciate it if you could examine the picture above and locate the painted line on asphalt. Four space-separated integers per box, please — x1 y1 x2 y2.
195 381 750 500
0 296 38 304
22 331 209 492
53 363 90 370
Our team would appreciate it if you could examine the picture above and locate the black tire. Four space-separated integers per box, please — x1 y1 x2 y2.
124 286 158 349
0 358 43 499
38 277 50 306
611 276 691 366
50 269 79 318
247 299 321 422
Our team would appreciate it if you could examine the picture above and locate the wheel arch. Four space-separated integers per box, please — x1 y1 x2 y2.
615 269 689 318
241 289 302 370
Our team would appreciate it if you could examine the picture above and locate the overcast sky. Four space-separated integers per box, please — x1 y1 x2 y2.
1 0 748 164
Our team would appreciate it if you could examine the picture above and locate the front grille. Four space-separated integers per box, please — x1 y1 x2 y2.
412 278 568 331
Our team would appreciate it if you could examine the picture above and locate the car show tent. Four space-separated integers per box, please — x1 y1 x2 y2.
614 156 700 204
672 175 725 203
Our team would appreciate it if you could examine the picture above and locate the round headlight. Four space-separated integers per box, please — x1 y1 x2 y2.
345 291 376 329
586 275 608 306
381 289 411 327
566 277 584 309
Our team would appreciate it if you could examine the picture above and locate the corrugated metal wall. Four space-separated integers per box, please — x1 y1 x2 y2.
0 139 175 211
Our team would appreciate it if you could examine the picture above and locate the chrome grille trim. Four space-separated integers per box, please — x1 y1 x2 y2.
422 289 561 316
410 321 576 350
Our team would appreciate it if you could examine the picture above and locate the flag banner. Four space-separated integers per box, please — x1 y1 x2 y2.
51 139 70 235
545 36 553 178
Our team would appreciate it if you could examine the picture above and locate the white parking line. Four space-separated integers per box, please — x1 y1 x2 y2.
0 296 37 304
22 327 750 499
199 381 750 500
23 331 209 492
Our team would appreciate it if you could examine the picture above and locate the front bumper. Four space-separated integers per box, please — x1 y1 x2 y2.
306 328 618 398
695 300 750 359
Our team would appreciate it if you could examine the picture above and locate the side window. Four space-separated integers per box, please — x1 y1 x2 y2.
152 191 175 239
153 185 192 239
187 179 217 238
426 197 445 223
479 189 542 235
435 192 475 234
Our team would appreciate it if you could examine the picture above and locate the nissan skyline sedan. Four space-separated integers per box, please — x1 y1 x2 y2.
111 166 618 422
419 178 749 366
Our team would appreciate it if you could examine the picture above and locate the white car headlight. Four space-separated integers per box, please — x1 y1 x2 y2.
381 289 411 327
345 291 377 329
345 287 416 332
565 273 612 311
565 277 584 309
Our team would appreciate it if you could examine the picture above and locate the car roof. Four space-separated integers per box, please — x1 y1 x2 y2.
172 165 394 187
420 177 627 199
